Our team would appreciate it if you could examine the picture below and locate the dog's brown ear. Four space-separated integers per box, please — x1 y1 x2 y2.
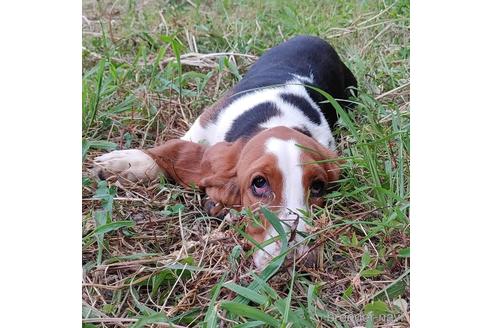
145 139 207 188
312 144 341 185
146 139 244 211
199 140 245 210
322 148 341 183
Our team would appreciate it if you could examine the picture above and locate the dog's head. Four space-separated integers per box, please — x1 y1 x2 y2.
148 126 340 268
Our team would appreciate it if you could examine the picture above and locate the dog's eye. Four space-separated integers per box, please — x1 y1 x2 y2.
252 176 270 197
310 180 325 197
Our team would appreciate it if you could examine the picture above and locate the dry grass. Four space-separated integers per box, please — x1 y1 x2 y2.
82 1 410 327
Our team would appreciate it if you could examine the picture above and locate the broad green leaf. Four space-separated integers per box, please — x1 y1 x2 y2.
233 321 264 328
373 270 409 301
361 251 371 269
86 139 118 151
224 282 268 305
342 284 353 300
94 209 110 228
250 273 279 299
151 270 176 296
170 307 201 325
82 139 117 161
129 284 156 316
374 279 407 301
361 269 383 278
364 300 390 316
82 324 98 328
129 313 170 328
221 301 280 327
274 299 311 327
398 247 410 257
93 220 134 235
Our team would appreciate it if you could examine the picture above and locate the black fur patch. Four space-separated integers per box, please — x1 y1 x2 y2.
293 126 312 137
225 102 281 142
280 93 321 125
226 36 357 129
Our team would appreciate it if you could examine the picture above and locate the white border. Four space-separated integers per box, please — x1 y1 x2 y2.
1 1 81 327
1 1 492 327
412 1 492 326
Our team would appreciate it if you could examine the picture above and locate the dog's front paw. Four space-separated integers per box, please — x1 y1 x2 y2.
92 149 161 183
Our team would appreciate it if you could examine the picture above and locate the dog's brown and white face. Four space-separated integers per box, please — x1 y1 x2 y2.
94 126 340 268
217 127 339 267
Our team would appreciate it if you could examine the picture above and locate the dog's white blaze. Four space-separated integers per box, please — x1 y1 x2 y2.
265 137 305 213
252 137 309 269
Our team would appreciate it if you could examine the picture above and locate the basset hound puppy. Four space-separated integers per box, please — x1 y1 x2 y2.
93 35 357 269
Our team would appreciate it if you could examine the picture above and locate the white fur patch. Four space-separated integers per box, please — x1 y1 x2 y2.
92 149 161 182
265 138 305 213
187 76 335 149
253 224 282 269
180 118 210 145
251 137 310 269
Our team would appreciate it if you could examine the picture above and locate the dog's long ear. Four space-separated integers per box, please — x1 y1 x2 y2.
313 143 341 186
199 140 245 209
145 140 207 188
146 139 244 209
322 148 341 183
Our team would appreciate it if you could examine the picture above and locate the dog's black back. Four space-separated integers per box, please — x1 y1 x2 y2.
231 35 357 129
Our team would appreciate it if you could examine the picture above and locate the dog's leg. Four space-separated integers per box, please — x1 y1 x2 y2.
92 149 161 183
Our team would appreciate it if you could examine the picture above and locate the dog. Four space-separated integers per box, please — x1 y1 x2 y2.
92 35 357 269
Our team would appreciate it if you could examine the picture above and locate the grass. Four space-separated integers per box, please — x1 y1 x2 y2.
82 0 410 327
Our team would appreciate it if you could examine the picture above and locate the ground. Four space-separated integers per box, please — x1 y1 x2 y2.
82 0 410 327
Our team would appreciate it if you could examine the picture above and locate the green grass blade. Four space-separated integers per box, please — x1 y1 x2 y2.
281 263 296 327
203 274 226 328
224 282 268 305
85 58 106 131
221 301 280 327
92 220 134 235
129 313 170 328
259 207 288 281
233 321 264 328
